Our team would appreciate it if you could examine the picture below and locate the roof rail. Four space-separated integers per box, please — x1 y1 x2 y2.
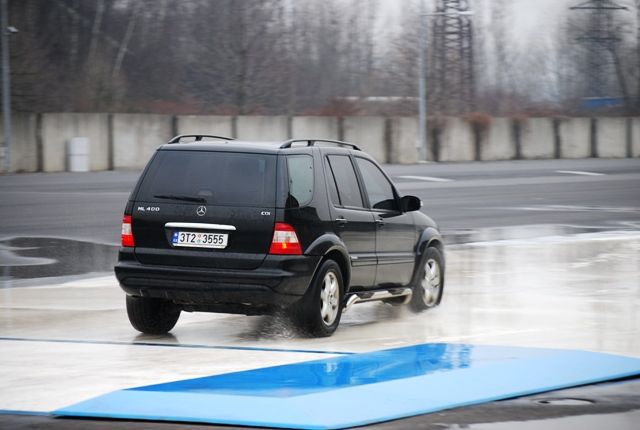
280 139 361 151
168 134 235 144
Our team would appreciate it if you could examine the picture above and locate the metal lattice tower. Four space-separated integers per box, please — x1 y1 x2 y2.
430 0 475 114
569 0 628 98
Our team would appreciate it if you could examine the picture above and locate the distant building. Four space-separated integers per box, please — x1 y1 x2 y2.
580 97 638 112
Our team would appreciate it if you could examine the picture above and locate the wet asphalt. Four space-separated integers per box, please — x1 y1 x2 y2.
1 158 639 283
0 158 639 429
0 158 638 246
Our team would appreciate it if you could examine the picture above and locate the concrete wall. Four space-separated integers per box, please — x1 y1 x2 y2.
559 118 591 159
176 115 233 138
520 118 555 159
0 113 38 172
632 117 640 158
3 113 638 173
481 118 515 161
236 116 288 141
389 117 419 164
291 116 339 141
112 114 172 169
597 117 627 158
342 116 387 163
41 113 110 172
438 117 475 162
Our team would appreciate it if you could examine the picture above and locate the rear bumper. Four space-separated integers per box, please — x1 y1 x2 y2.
114 251 321 310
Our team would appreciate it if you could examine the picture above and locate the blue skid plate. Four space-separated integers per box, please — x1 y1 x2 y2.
55 344 640 429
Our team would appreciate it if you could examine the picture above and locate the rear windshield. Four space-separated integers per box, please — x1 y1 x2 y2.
136 150 276 207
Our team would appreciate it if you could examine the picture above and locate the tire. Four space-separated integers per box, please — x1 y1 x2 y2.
126 295 181 335
410 247 445 313
293 259 344 337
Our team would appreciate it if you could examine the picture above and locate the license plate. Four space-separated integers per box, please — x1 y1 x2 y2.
172 231 228 249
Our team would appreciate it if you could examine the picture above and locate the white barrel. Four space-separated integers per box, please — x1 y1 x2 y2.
67 137 90 172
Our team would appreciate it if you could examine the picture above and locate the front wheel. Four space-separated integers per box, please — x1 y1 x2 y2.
410 247 445 312
126 295 181 335
292 259 344 337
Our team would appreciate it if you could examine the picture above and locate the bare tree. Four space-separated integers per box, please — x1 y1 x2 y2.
9 0 637 115
635 0 640 108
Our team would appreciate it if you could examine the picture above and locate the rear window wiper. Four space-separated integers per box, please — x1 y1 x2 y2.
153 194 207 203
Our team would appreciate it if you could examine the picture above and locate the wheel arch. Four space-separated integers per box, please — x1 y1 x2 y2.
321 249 350 290
411 227 445 285
305 233 351 290
417 227 445 266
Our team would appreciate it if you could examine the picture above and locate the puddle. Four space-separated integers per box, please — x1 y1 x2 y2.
534 398 595 406
1 224 638 287
463 410 640 430
444 224 640 246
0 237 118 283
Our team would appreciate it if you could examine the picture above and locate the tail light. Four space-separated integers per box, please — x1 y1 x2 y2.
121 215 135 247
269 223 302 255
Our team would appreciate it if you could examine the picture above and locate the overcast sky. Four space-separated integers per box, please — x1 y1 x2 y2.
378 0 636 43
508 0 568 39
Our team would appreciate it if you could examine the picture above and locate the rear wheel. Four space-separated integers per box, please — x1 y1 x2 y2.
410 247 444 312
293 260 343 337
126 296 181 334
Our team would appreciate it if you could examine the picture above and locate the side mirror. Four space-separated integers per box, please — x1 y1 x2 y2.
400 195 422 212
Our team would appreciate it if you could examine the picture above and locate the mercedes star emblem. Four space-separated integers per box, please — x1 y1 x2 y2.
196 206 207 216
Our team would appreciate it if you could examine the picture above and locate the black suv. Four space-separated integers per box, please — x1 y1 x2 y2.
116 135 444 337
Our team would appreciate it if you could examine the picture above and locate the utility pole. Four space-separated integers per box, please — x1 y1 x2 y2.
418 0 428 161
431 0 476 115
418 2 475 161
1 0 11 173
569 0 629 100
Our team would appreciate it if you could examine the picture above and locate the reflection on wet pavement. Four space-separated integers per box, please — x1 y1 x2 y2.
444 223 640 245
0 229 639 356
0 228 639 413
0 237 117 283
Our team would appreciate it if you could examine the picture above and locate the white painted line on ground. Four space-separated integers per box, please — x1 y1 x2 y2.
396 175 452 182
556 170 605 177
429 328 547 343
501 205 640 214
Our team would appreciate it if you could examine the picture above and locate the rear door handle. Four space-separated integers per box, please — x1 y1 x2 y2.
335 217 348 226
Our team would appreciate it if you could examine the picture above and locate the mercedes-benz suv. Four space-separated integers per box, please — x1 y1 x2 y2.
115 135 445 337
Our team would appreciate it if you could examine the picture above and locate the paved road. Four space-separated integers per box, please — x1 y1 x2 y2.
2 236 640 427
1 158 639 428
1 158 638 245
388 158 640 237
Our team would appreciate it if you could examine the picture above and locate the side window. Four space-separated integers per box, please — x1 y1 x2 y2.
355 158 398 211
327 155 364 208
324 158 341 206
286 155 314 207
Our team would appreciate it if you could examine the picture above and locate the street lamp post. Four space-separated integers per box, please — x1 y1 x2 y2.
1 0 13 173
417 6 474 162
417 0 428 162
